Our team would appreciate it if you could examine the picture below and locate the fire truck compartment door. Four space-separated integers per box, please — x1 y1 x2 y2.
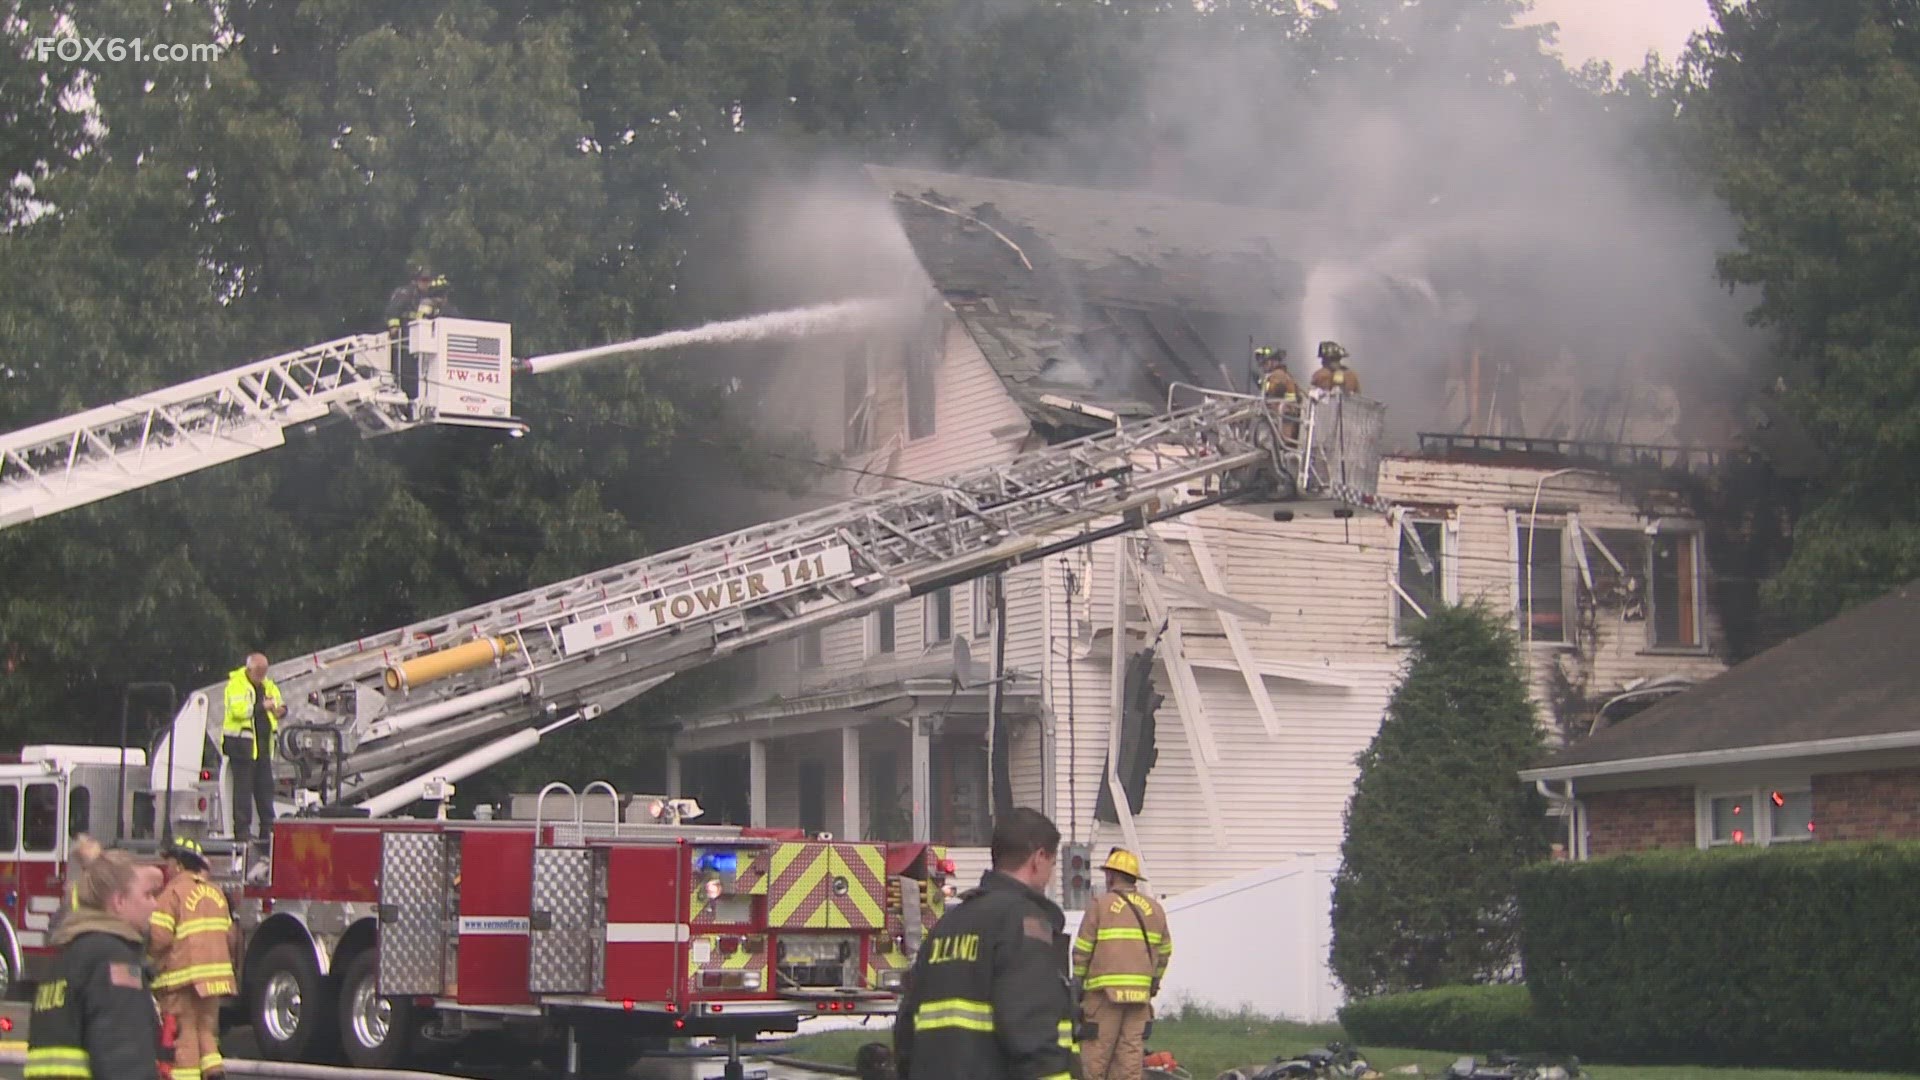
765 842 888 930
456 830 535 1005
603 845 681 1004
377 830 454 996
529 846 603 995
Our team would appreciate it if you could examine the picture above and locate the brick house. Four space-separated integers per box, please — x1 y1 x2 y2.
1520 580 1920 857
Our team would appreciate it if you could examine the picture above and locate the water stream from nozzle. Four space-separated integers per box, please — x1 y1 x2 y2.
515 298 909 376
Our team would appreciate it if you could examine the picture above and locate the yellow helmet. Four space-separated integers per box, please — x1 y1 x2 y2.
1101 847 1142 879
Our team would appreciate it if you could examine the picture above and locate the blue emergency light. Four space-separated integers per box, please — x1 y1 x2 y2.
695 850 738 875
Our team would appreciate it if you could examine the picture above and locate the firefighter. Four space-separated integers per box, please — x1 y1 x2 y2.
151 838 235 1080
222 653 285 844
1310 340 1361 396
893 807 1079 1080
1071 848 1172 1080
29 840 168 1080
384 264 459 333
1254 346 1299 404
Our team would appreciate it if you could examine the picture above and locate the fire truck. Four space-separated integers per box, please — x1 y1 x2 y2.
0 316 1385 1074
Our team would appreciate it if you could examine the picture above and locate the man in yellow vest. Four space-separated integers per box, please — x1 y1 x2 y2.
1071 847 1172 1080
222 653 285 844
150 838 235 1080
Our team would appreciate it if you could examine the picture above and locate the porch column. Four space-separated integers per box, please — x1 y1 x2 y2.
841 725 863 842
911 716 932 843
749 739 767 828
664 751 682 797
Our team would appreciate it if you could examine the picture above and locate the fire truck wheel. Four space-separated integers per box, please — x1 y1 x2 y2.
249 943 339 1062
337 949 417 1069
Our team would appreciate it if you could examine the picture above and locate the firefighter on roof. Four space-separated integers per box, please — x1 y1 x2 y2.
1071 848 1172 1080
1310 340 1361 396
894 807 1080 1080
29 838 168 1080
151 837 235 1080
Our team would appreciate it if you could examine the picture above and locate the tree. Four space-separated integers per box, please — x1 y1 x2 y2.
1686 0 1920 627
1329 604 1550 998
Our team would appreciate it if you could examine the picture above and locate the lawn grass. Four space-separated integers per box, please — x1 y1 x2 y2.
777 1007 1920 1079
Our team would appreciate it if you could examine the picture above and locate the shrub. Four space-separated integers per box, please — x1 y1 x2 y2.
1329 605 1551 996
1339 984 1553 1052
1518 840 1920 1069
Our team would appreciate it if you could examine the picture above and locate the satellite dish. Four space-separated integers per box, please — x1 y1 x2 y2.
952 635 972 682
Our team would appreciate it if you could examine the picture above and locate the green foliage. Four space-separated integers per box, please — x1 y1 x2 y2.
1330 604 1550 998
1518 841 1920 1069
1338 984 1549 1052
1686 0 1920 626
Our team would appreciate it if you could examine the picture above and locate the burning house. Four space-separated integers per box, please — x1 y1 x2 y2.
664 166 1775 1019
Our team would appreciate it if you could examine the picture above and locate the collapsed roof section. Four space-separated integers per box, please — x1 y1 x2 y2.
865 164 1354 440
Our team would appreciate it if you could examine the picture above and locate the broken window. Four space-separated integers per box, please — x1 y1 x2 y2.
1584 527 1646 619
1650 531 1704 649
1096 648 1162 824
872 605 896 655
926 588 952 645
1517 523 1567 644
1392 517 1450 641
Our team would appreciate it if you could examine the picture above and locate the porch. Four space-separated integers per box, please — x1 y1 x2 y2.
666 676 1041 865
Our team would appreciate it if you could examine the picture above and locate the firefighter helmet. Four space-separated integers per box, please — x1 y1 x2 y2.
166 836 209 870
1318 340 1349 363
1102 847 1143 879
1254 346 1286 365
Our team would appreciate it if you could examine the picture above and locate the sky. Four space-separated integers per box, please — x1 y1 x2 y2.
1528 0 1715 72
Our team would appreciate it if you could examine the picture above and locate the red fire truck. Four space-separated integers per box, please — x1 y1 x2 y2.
0 318 1383 1074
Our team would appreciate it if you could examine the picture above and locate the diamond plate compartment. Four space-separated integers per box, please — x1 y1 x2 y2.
530 846 602 994
378 831 450 996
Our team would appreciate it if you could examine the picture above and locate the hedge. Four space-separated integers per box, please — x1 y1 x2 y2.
1516 840 1920 1070
1338 984 1552 1052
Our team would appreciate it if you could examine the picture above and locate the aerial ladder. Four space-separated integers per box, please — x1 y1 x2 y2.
0 318 521 528
140 384 1387 838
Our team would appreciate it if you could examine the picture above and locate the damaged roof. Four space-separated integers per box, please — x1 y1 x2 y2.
864 165 1358 434
1524 581 1920 778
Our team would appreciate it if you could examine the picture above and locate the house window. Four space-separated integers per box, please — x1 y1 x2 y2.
798 762 827 837
926 588 953 645
845 350 873 454
871 605 896 655
798 627 823 669
865 750 907 841
906 337 937 441
1391 517 1451 641
1701 786 1813 847
1768 789 1814 842
1649 531 1704 649
1707 792 1753 846
931 737 991 846
1517 523 1567 644
972 576 997 641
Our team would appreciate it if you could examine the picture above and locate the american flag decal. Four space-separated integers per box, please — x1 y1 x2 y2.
445 333 502 373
